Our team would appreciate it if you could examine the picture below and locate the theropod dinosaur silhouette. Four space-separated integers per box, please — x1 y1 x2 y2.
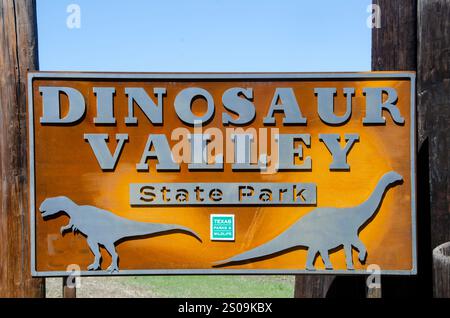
39 196 201 273
214 171 403 270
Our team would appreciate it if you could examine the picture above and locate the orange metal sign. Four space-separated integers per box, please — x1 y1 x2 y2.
28 72 416 276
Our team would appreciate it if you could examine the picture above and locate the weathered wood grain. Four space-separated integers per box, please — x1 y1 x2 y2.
417 0 450 247
417 0 450 297
372 0 450 298
294 275 335 298
372 0 417 71
63 277 76 298
433 242 450 297
0 0 44 297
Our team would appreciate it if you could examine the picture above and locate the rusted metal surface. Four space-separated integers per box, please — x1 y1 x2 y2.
28 73 416 275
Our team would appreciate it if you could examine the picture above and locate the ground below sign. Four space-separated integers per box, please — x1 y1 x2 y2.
28 72 416 276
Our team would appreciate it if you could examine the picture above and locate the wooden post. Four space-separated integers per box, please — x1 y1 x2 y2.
370 0 418 298
417 0 450 297
0 0 44 297
62 277 77 298
372 0 417 70
373 0 450 298
367 286 382 298
366 277 382 298
294 275 334 298
433 242 450 297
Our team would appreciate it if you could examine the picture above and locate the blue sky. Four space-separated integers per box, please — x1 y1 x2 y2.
37 0 371 72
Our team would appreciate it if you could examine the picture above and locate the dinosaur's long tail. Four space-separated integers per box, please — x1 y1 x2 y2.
213 223 300 266
119 221 201 242
161 224 202 241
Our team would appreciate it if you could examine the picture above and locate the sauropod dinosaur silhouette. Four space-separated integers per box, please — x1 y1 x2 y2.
214 171 403 270
39 196 201 273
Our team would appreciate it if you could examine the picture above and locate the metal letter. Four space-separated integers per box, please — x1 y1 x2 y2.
277 134 311 170
315 87 354 125
188 133 223 170
222 88 255 125
174 87 215 125
124 87 166 124
137 134 179 171
93 87 116 124
84 133 128 170
39 86 85 124
231 133 260 170
263 88 306 125
362 87 405 124
319 133 359 170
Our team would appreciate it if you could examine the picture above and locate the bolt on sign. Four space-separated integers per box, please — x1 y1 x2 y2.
28 72 416 276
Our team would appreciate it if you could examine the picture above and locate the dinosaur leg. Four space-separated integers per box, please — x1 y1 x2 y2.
60 224 72 235
86 238 101 270
103 242 119 273
319 249 333 270
306 248 318 271
344 244 354 270
352 237 367 263
60 221 73 235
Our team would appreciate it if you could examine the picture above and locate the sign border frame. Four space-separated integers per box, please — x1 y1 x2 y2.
28 72 416 277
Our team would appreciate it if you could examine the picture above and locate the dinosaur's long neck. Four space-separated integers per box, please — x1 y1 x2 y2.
352 175 394 227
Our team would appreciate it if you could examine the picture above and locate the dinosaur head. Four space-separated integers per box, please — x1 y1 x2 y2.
385 171 403 184
39 196 76 218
